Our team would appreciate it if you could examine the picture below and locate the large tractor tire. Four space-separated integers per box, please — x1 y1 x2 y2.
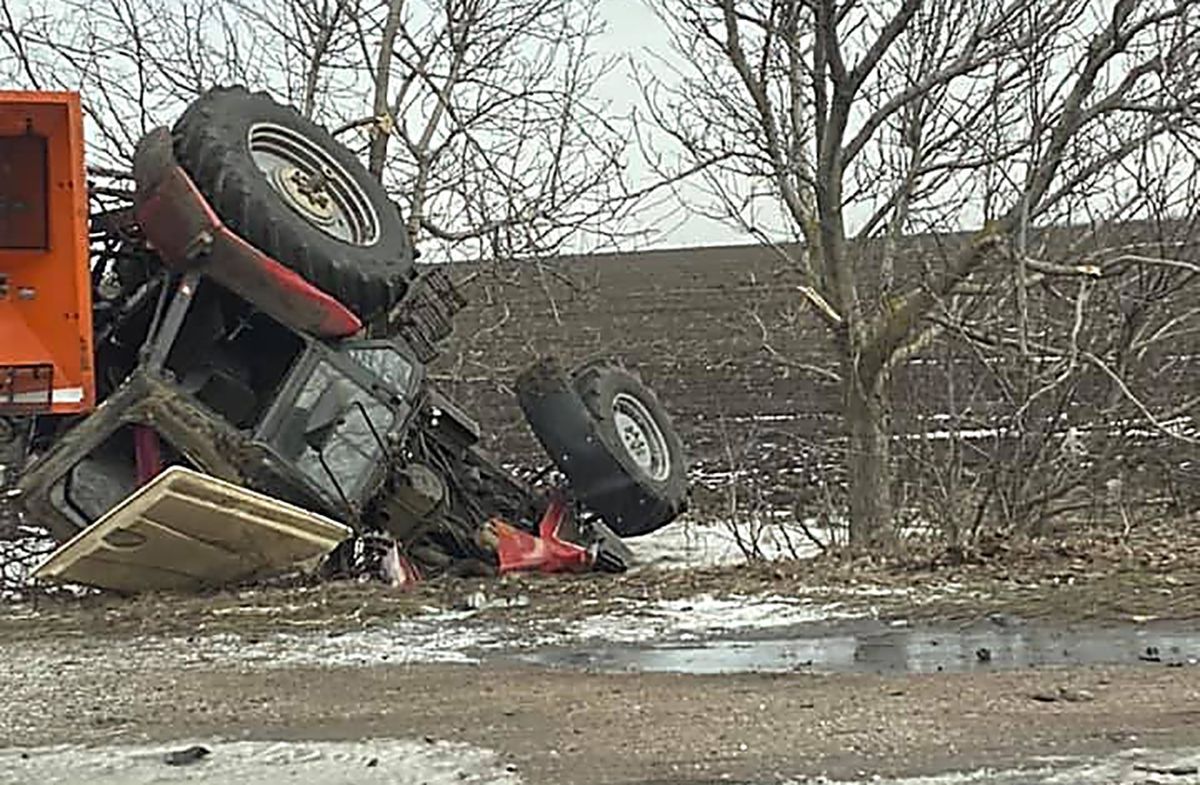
172 86 414 319
517 357 687 537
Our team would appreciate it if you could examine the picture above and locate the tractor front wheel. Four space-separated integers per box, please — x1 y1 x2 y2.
517 357 687 537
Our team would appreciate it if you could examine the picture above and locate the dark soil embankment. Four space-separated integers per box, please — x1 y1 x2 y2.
434 244 824 479
433 243 1200 517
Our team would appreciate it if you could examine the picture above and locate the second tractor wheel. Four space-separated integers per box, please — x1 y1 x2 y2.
517 357 687 537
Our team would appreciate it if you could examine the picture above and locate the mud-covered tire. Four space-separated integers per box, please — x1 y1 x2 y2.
0 416 28 534
172 86 414 319
516 357 687 537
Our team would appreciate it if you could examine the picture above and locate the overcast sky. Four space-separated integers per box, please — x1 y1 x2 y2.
592 1 758 251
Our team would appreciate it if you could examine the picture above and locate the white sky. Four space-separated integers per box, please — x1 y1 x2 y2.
592 0 757 250
7 0 1175 255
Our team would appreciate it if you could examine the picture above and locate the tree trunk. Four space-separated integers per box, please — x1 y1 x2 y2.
845 369 894 547
367 0 406 178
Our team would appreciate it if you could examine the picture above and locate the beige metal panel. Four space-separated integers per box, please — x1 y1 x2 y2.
32 466 351 593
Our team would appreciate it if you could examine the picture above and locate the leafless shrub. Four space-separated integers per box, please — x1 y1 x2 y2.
0 525 57 599
687 411 846 560
894 217 1200 544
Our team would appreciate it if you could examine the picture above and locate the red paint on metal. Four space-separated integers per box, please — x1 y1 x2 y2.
132 130 362 338
493 496 594 574
132 425 164 486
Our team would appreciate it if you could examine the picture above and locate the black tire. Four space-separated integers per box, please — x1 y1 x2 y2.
0 416 28 534
172 86 414 319
516 357 687 537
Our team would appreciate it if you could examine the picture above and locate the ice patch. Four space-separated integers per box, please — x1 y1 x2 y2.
563 593 857 644
2 588 865 677
84 591 862 669
0 738 521 785
789 747 1200 784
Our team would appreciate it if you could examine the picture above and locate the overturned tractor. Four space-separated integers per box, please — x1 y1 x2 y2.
0 87 687 591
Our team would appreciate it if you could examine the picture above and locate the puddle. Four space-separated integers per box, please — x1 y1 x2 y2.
518 620 1200 675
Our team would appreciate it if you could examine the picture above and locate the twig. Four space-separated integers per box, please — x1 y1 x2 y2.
750 310 842 383
1083 351 1200 445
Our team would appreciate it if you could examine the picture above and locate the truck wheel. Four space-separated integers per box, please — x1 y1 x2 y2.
0 416 28 534
516 357 687 537
172 86 414 319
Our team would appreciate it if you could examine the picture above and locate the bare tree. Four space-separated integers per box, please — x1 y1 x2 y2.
335 0 632 261
639 0 1200 545
0 0 633 260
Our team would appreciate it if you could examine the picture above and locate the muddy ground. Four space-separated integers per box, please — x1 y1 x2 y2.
3 522 1199 784
3 652 1200 784
4 517 1198 642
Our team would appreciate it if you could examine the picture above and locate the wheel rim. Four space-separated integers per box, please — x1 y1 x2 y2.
247 122 380 246
612 392 670 482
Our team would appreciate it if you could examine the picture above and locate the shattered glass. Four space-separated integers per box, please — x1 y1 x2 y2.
347 346 414 395
290 362 395 504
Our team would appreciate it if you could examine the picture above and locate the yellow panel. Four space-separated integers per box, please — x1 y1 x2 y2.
32 466 351 593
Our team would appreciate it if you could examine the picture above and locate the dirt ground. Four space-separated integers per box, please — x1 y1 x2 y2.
2 649 1198 784
3 522 1199 783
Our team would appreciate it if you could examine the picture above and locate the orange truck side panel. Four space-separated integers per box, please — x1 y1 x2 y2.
0 91 94 415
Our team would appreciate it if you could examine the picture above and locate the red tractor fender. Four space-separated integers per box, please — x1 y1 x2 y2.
131 127 362 339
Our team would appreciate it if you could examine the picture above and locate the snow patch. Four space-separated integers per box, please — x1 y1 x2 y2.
789 747 1200 784
630 522 753 568
631 518 828 569
166 610 497 668
0 739 521 785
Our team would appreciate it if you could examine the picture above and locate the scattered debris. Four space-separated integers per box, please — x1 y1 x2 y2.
163 745 211 766
487 495 614 575
459 590 490 612
1134 763 1200 776
1030 687 1095 704
455 592 531 613
986 612 1021 628
381 542 422 590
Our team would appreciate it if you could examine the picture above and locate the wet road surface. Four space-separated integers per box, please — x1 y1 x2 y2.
517 618 1200 675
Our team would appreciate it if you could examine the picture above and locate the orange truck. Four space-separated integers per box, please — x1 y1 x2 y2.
0 91 95 416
